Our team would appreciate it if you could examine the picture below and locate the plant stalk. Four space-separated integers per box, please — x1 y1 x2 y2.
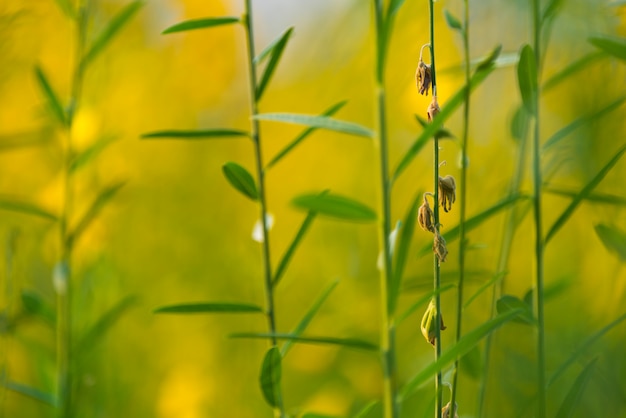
242 2 284 417
373 1 398 416
450 0 470 413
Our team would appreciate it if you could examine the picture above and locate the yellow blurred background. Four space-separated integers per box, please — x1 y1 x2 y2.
1 0 626 417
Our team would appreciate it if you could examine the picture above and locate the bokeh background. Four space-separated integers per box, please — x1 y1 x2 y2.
1 0 625 417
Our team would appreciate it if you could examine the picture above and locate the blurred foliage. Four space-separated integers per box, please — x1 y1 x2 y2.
1 0 625 417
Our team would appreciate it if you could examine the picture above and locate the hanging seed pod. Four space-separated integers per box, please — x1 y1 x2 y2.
433 230 448 262
438 175 456 213
416 60 432 96
418 194 435 233
427 96 440 122
442 402 459 418
421 299 447 346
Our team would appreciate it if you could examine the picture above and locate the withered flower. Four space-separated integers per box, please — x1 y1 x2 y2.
427 96 440 122
421 300 447 346
416 60 432 96
433 231 448 262
442 402 459 418
418 194 435 233
438 175 456 213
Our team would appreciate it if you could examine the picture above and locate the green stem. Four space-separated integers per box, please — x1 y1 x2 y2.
373 1 398 417
242 2 284 417
450 0 470 413
532 0 546 416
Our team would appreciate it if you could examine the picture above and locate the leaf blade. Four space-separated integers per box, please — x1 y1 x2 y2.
231 332 378 351
594 224 626 262
0 196 58 221
517 44 538 115
259 347 282 408
2 381 56 406
554 359 598 418
273 211 317 286
154 302 263 314
254 113 374 138
444 9 462 30
292 192 376 222
256 27 294 101
162 16 239 35
222 162 258 201
141 129 249 139
589 35 626 61
34 66 66 126
76 295 137 353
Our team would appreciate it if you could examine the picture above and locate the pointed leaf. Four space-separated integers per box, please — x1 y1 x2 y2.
542 0 566 23
162 16 239 35
549 311 626 387
543 51 605 91
273 211 317 286
464 271 507 308
543 97 626 150
68 181 125 247
589 35 626 61
34 66 66 126
2 381 56 406
21 291 56 325
76 295 137 353
393 60 496 181
475 44 503 72
390 193 421 314
222 162 258 201
281 280 338 356
155 302 263 314
141 129 249 139
414 115 455 140
70 135 117 173
260 347 282 408
254 26 292 65
254 113 374 138
544 187 626 206
388 0 407 17
545 144 626 243
399 309 522 401
292 192 376 222
444 10 462 30
554 359 597 418
517 45 538 115
354 400 379 418
0 196 58 221
82 1 143 66
496 295 535 325
397 283 455 324
511 105 530 142
266 101 347 169
256 27 293 101
594 224 626 262
231 332 378 351
53 0 75 19
460 345 482 380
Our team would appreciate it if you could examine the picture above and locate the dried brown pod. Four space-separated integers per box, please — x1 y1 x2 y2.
427 96 440 122
421 300 447 346
416 60 432 96
433 230 448 262
418 194 435 233
438 175 456 213
442 402 459 418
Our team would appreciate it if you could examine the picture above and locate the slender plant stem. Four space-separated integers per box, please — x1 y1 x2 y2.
531 0 546 416
450 0 470 413
242 2 284 417
373 1 398 416
427 1 442 417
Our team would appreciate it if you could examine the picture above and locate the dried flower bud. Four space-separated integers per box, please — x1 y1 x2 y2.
427 96 440 122
438 175 456 213
442 402 459 418
418 194 435 233
421 300 447 346
416 60 432 96
433 231 448 262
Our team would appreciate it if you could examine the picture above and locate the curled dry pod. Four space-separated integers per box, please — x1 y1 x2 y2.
416 60 432 96
418 194 435 233
438 175 456 213
442 402 459 418
427 96 441 122
433 231 448 262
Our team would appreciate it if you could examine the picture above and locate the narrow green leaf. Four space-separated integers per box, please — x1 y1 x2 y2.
475 44 503 72
292 192 376 222
222 162 258 201
393 62 496 182
281 280 339 356
554 359 598 418
353 400 379 418
162 16 239 35
53 0 75 19
545 144 626 243
542 0 566 23
388 0 407 17
418 194 527 257
0 130 50 151
589 35 626 61
68 181 125 247
273 211 317 286
544 187 626 206
517 45 538 115
231 332 378 351
21 291 56 325
34 66 66 126
464 271 507 308
543 97 626 150
141 129 249 139
399 309 522 401
70 135 117 173
155 302 263 314
256 27 293 101
511 105 530 142
254 113 374 138
414 115 455 140
460 345 482 380
253 26 292 65
496 295 535 325
397 283 455 325
2 381 56 406
259 347 282 408
543 51 605 91
82 1 143 66
594 224 626 262
549 311 626 386
444 10 462 31
76 295 137 353
390 193 421 315
266 101 347 169
0 196 58 221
